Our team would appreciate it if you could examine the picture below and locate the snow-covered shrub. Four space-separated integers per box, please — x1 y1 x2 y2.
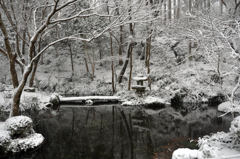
230 116 240 136
117 90 142 105
7 133 44 153
0 116 44 154
20 95 40 111
5 116 33 138
0 130 10 147
0 83 5 92
198 131 239 158
172 148 203 159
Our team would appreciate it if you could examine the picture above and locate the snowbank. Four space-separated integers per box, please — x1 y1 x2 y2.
122 96 169 108
144 96 170 106
172 148 203 159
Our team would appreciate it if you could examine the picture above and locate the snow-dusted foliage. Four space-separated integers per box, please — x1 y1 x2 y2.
5 116 33 137
230 116 240 135
0 130 10 147
172 148 203 159
173 115 240 159
198 131 238 158
197 116 240 157
7 133 44 153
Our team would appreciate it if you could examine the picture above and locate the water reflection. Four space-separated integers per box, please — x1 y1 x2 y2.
11 105 232 159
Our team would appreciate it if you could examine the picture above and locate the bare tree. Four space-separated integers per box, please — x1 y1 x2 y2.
0 0 126 116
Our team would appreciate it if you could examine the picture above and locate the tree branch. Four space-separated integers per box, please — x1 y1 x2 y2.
55 0 77 12
0 47 7 56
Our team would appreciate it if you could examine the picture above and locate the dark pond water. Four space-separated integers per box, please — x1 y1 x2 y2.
4 105 232 159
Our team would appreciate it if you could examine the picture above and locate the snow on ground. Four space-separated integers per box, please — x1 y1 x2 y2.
172 148 203 159
60 96 120 101
144 96 170 105
121 95 169 107
0 89 50 112
172 115 240 159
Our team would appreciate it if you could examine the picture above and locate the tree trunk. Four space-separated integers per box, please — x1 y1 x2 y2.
29 57 40 87
119 25 123 65
0 12 19 88
11 65 32 116
68 43 74 78
145 35 152 90
128 44 133 90
110 33 115 94
164 1 167 24
207 0 211 10
168 0 172 20
29 41 41 87
188 40 192 66
118 42 134 83
173 0 176 19
114 0 124 66
177 0 180 19
10 58 19 88
189 0 192 13
84 57 89 74
220 0 223 14
118 0 134 84
84 43 90 75
21 29 26 55
89 49 95 80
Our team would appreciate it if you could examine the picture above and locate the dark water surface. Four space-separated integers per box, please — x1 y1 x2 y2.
7 105 232 159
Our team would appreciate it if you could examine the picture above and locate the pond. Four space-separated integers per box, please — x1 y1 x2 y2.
4 104 232 159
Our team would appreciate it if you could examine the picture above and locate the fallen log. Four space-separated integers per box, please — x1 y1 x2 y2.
59 96 120 105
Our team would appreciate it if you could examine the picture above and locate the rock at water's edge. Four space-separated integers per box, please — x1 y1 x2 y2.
172 148 203 159
49 93 60 110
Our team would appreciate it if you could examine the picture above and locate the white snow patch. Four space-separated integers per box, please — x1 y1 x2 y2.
144 96 168 105
0 130 10 146
60 96 120 101
218 101 240 113
121 99 142 106
172 148 203 159
0 122 5 130
198 131 240 158
132 76 148 81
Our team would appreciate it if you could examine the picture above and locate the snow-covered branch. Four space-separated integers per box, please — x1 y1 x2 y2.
0 47 7 56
